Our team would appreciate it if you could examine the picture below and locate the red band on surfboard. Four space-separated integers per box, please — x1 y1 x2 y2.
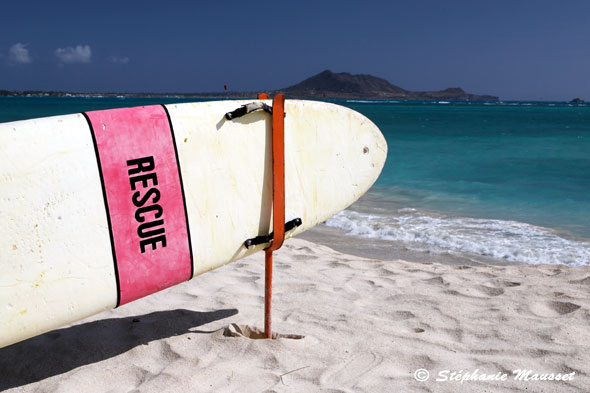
85 105 192 306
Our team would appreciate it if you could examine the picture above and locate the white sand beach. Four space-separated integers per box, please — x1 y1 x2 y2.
1 237 589 392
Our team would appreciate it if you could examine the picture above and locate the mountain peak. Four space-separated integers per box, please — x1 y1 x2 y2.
283 70 408 98
279 71 497 101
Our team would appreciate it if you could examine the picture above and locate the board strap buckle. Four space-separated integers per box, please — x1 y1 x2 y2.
244 218 302 249
224 102 272 120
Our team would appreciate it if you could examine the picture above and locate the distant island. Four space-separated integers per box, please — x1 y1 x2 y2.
281 70 498 101
0 70 498 101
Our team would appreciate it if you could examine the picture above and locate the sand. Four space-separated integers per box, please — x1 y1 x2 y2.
1 238 589 392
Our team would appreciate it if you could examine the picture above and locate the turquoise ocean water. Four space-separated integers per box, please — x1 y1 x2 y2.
1 97 589 266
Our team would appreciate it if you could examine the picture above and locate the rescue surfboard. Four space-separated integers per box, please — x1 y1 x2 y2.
0 99 387 348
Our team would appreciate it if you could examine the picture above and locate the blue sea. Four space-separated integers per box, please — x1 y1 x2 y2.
1 97 589 266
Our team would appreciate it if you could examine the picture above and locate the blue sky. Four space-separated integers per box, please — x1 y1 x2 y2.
1 0 589 100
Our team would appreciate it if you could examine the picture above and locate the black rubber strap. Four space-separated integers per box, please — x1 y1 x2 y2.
225 102 272 120
244 218 302 249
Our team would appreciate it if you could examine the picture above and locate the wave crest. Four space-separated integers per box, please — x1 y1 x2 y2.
325 210 590 266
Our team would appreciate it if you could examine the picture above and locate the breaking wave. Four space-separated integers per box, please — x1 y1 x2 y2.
325 209 590 266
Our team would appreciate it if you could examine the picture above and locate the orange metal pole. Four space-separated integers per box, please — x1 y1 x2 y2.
258 93 269 99
264 93 285 339
264 249 273 337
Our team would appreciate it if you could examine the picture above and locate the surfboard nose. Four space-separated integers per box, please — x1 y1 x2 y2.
282 100 387 235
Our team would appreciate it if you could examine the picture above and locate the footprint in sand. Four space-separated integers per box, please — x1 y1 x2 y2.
530 301 581 317
569 276 590 285
389 311 415 321
449 285 505 298
235 275 258 284
474 285 505 297
425 276 447 286
320 351 383 387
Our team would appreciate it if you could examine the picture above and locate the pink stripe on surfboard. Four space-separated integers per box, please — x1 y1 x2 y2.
86 105 192 306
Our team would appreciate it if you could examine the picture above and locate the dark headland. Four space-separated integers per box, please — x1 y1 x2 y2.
281 70 498 101
0 70 498 101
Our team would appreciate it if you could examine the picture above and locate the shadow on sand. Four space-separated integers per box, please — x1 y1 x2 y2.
0 308 238 390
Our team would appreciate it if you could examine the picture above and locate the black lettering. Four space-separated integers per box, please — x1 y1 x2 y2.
137 219 165 239
135 204 163 223
132 188 161 207
127 156 155 175
129 172 158 191
140 235 167 253
127 155 168 253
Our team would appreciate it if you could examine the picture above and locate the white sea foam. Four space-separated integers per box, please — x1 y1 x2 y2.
346 100 401 104
325 210 590 266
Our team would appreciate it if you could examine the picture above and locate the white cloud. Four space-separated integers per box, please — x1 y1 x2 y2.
110 56 130 64
54 45 92 64
8 43 32 64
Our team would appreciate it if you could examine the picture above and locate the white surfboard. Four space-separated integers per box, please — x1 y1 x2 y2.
0 99 387 348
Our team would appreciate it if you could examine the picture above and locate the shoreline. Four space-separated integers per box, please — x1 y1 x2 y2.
1 237 589 392
299 224 519 267
309 188 590 268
